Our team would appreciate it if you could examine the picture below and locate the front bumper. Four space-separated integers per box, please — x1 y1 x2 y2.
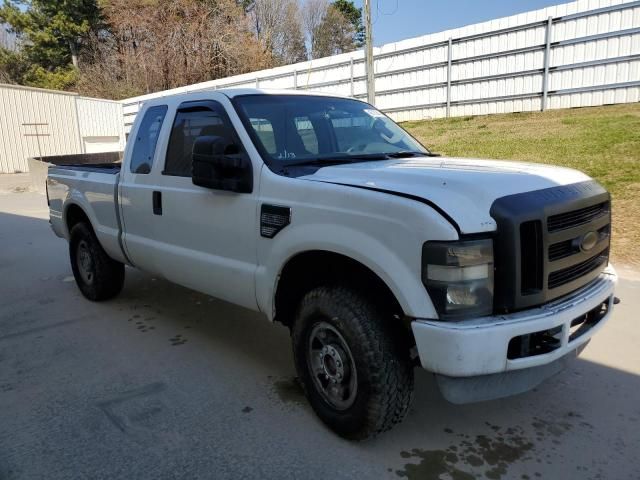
411 265 617 380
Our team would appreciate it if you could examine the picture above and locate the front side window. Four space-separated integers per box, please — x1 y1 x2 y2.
130 105 167 174
233 95 428 167
164 105 233 177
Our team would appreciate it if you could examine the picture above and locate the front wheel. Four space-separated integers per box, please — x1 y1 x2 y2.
292 286 414 440
69 222 124 301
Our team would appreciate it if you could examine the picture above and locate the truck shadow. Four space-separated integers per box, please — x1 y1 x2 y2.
115 267 295 374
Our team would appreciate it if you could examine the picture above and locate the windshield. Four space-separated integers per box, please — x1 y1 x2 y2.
232 95 429 167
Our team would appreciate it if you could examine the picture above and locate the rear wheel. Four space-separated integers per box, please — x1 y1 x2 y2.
69 222 124 301
292 286 414 440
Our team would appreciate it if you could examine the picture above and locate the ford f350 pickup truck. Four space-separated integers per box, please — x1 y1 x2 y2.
47 89 617 439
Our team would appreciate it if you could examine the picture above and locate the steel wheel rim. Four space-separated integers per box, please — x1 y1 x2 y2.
76 240 94 285
306 321 358 410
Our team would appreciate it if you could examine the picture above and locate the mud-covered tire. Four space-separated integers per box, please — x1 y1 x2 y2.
69 222 124 301
292 286 414 440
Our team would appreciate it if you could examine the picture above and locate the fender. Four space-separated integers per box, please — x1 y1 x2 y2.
63 191 127 264
255 222 440 321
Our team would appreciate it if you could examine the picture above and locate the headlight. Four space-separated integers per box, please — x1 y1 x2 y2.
422 239 494 320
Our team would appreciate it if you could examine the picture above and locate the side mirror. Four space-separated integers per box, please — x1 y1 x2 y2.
192 136 252 193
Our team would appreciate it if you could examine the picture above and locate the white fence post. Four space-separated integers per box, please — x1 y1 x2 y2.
293 70 298 90
350 58 355 97
446 37 453 118
542 16 553 111
73 96 85 154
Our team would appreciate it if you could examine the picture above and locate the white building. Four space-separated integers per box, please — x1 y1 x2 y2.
0 84 125 173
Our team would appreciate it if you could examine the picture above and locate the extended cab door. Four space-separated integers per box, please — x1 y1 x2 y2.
150 99 260 310
119 104 169 274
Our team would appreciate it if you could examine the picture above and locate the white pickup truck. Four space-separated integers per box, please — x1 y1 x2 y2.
47 89 617 439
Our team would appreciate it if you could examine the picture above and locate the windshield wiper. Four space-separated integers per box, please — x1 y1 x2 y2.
385 151 440 158
282 151 441 169
284 153 389 167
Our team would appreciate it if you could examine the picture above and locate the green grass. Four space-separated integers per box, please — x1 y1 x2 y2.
402 103 640 265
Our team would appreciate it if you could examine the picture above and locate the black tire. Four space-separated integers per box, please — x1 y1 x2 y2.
292 286 414 440
69 222 125 301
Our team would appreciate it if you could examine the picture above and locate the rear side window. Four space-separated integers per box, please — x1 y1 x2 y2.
130 105 167 174
164 107 231 177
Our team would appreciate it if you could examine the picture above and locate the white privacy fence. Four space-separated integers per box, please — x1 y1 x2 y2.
122 0 640 132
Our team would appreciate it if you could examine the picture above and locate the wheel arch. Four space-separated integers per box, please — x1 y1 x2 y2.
273 249 409 332
64 202 94 237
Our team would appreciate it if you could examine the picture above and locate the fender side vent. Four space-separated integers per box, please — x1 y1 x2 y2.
260 204 291 238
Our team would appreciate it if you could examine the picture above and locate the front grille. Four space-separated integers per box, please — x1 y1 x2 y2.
491 181 611 313
548 224 610 261
520 220 543 294
548 248 609 289
548 239 575 261
547 201 609 232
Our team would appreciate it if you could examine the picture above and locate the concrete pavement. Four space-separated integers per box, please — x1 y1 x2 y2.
1 187 638 480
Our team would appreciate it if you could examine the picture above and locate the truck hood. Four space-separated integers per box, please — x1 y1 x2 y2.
301 157 592 234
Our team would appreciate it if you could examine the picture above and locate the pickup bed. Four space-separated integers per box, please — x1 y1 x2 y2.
47 89 617 439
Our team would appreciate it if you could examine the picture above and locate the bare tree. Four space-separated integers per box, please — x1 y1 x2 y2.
0 68 12 83
302 0 328 56
302 0 356 59
250 0 286 51
77 0 271 99
312 3 356 58
279 1 307 64
248 0 307 65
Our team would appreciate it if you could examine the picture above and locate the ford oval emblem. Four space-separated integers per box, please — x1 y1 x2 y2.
580 231 598 252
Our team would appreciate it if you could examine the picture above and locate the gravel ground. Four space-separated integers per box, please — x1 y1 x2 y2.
1 184 639 480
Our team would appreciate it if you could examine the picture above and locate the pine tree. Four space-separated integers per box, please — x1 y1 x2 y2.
332 0 364 47
0 0 103 89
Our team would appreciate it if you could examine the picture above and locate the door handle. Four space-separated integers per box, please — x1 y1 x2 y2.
152 191 162 215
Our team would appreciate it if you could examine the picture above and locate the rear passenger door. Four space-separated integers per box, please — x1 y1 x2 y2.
119 104 168 274
151 99 260 310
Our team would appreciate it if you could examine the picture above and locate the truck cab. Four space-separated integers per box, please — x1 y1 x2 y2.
47 89 617 439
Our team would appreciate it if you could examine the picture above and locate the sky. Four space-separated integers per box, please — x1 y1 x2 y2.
352 0 572 46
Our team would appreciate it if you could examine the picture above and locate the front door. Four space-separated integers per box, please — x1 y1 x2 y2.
151 99 259 310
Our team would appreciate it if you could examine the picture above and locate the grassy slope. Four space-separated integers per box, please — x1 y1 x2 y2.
402 103 640 266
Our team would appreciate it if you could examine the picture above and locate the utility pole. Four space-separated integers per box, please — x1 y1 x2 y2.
363 0 375 105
